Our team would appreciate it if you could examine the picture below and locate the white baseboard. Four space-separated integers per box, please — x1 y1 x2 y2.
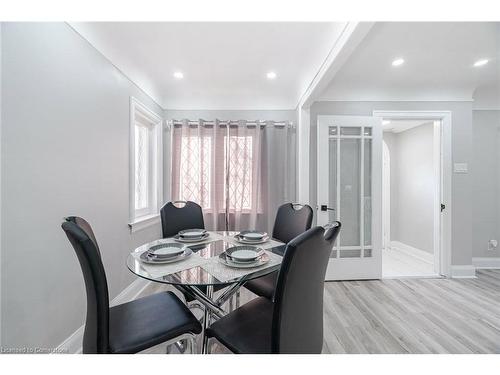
54 278 151 354
450 265 477 278
390 241 433 264
472 257 500 269
56 325 85 354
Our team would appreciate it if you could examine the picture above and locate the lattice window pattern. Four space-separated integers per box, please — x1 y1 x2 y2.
225 136 253 210
179 136 212 209
134 124 149 210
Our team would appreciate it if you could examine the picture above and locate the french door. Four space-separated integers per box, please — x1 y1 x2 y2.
317 116 382 280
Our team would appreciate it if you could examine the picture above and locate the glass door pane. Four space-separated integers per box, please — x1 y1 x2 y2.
328 136 338 258
328 138 337 223
364 139 372 249
339 138 361 248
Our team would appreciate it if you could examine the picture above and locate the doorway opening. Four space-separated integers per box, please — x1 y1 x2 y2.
381 118 442 278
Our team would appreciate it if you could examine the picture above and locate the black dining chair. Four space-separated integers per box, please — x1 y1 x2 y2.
159 200 226 306
206 223 341 354
244 203 313 300
62 216 202 354
160 200 205 238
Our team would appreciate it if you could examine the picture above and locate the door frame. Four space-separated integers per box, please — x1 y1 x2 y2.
382 140 391 251
373 111 452 278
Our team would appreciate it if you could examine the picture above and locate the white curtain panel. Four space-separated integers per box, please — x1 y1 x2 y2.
171 119 296 233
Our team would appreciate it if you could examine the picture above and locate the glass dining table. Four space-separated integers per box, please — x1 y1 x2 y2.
127 231 285 353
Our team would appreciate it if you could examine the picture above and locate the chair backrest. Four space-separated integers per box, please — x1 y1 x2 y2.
160 201 205 238
272 203 313 244
271 222 341 353
62 217 110 354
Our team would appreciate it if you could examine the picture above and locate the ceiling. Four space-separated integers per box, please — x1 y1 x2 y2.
319 22 500 102
70 22 347 110
383 119 433 133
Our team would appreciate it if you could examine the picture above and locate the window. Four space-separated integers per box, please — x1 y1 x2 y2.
179 136 212 209
224 136 253 210
172 127 258 213
130 98 162 228
135 123 150 212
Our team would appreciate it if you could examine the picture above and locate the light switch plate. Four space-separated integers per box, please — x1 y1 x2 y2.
453 163 468 173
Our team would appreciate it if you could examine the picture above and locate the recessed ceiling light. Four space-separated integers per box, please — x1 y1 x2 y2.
266 71 277 80
382 120 391 125
473 59 489 67
173 71 184 79
392 58 405 67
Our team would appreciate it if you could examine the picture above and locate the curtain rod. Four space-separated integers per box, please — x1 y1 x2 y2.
166 119 295 129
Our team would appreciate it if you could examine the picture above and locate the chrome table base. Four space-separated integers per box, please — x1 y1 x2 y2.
177 280 247 353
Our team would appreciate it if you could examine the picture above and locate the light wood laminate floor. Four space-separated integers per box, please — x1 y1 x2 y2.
139 270 500 354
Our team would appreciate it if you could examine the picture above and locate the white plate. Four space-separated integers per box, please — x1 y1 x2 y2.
239 231 267 240
174 233 209 243
218 252 270 269
242 233 264 240
179 229 207 238
234 235 269 245
139 248 192 264
225 245 264 262
147 243 185 258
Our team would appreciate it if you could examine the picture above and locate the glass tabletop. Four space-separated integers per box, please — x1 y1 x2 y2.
127 231 286 287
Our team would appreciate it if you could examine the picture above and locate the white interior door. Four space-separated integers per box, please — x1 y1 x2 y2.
317 115 382 280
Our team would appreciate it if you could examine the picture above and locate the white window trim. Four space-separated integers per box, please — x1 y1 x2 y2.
129 213 161 233
129 97 163 232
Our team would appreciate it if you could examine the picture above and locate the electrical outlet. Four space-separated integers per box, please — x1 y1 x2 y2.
488 240 498 251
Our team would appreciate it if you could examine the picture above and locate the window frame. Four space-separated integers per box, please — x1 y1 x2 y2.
129 97 163 231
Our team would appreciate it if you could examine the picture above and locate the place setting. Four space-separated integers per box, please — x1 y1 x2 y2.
218 245 270 268
135 228 209 267
233 230 269 244
197 241 282 284
173 228 210 243
132 238 207 279
138 242 192 264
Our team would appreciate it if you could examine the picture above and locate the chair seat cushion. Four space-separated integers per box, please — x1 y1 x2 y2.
109 291 202 354
206 297 273 354
271 244 286 257
244 272 278 300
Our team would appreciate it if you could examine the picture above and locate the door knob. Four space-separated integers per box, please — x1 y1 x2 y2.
320 205 335 212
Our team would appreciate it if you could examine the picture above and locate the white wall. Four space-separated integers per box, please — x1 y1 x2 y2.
385 123 435 253
309 101 473 267
473 86 500 111
471 110 500 258
1 23 163 349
